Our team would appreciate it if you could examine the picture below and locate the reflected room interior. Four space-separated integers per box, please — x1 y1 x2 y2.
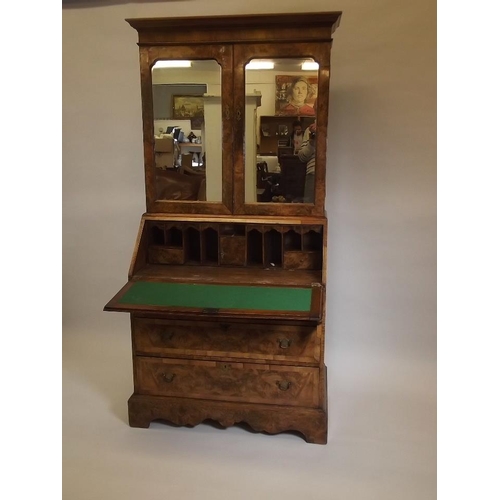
152 59 221 202
151 58 319 204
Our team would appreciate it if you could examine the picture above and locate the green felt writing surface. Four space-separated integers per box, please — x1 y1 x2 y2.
119 281 312 312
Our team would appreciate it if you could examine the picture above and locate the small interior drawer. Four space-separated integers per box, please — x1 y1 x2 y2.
148 246 186 265
283 251 322 270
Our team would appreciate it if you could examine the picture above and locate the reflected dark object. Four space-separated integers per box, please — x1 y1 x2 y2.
256 162 281 202
279 154 307 203
155 168 206 201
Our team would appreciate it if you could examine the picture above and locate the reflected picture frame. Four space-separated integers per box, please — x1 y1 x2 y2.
172 95 205 119
275 75 318 117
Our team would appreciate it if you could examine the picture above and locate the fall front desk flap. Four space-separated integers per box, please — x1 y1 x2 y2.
104 281 322 322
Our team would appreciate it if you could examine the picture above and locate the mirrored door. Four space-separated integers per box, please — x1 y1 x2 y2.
141 45 234 214
233 44 331 216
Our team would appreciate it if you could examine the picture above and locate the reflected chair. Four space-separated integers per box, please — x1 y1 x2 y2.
154 134 180 169
256 161 281 202
278 154 307 202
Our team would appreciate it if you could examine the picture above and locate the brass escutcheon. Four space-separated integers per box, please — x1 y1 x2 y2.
160 331 175 342
202 308 220 314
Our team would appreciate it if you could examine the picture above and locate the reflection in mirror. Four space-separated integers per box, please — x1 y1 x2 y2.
151 60 222 202
245 58 318 204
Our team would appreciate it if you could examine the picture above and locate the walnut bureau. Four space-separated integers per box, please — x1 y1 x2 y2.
105 12 342 444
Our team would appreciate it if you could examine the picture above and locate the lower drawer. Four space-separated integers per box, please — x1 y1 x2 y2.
132 317 319 364
134 357 320 408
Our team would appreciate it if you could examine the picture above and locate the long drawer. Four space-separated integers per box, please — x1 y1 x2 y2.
134 357 320 407
132 317 319 364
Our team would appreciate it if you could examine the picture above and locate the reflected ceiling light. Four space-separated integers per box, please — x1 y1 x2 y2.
301 61 319 70
246 61 274 70
153 60 192 69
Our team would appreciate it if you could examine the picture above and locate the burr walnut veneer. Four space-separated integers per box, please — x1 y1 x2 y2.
105 13 342 444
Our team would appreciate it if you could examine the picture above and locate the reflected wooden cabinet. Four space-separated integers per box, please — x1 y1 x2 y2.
259 115 315 155
105 12 342 444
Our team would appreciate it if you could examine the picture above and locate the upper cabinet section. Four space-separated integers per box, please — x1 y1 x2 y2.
127 12 342 216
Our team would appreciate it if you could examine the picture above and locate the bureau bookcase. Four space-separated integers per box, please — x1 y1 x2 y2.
105 12 342 444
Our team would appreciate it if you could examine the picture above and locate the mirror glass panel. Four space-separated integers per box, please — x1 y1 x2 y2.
151 60 222 202
244 58 318 204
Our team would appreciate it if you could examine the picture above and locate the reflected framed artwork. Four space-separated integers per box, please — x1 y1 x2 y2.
172 95 205 128
172 95 204 118
275 75 318 117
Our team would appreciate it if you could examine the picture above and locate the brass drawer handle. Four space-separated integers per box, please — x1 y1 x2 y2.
278 338 292 349
276 380 291 391
161 372 175 383
221 363 232 371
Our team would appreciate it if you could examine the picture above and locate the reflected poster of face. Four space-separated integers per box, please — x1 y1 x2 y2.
275 75 318 117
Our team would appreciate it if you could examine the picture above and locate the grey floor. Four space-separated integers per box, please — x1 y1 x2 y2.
63 315 436 500
61 2 437 496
